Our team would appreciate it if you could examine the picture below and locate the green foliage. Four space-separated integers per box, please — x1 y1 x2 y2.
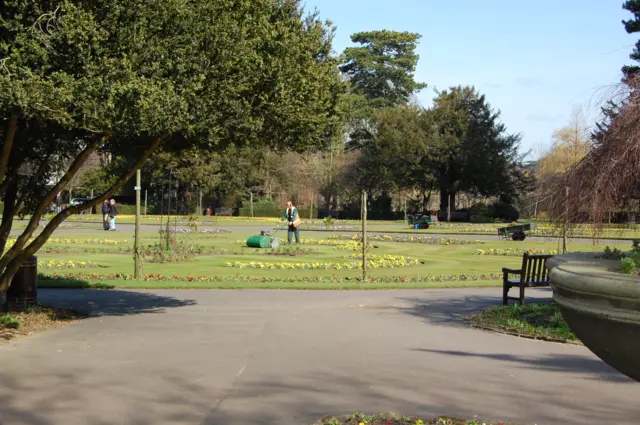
603 240 640 274
470 303 578 341
431 87 529 205
491 203 519 222
75 168 119 197
239 197 317 219
0 0 346 295
341 30 426 109
115 204 136 215
0 315 20 329
623 0 640 79
620 257 637 274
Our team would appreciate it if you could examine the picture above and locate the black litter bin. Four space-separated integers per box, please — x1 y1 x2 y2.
6 256 38 311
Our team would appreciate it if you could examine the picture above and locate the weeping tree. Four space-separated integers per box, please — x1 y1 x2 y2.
547 76 640 231
0 0 345 299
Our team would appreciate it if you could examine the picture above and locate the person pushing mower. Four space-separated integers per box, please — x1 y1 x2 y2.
281 200 300 244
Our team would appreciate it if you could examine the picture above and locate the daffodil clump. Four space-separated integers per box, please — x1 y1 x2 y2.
241 238 366 251
225 254 419 270
474 248 558 256
6 238 128 247
328 234 483 245
38 260 100 269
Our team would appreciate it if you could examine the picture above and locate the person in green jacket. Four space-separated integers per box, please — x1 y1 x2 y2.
281 200 300 244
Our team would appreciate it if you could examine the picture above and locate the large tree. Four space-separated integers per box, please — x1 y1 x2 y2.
360 106 441 211
623 0 640 79
340 30 427 150
430 87 528 214
0 0 344 299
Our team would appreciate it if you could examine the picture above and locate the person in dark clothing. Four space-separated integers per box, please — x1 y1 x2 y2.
281 200 300 244
101 199 110 230
108 199 118 231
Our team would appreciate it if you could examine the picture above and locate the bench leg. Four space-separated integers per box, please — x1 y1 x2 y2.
519 285 525 306
502 273 509 305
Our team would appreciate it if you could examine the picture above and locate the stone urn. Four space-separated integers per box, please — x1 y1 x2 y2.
546 252 640 382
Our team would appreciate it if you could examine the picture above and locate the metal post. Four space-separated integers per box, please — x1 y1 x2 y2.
362 190 367 280
134 169 142 279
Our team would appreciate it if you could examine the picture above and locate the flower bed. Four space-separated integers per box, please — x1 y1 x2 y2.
225 254 420 270
474 248 559 256
38 260 103 269
39 271 502 284
312 412 515 425
168 227 231 233
240 238 366 251
7 237 128 246
468 303 579 344
330 234 484 245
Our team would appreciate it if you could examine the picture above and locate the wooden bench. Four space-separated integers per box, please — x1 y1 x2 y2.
502 253 554 306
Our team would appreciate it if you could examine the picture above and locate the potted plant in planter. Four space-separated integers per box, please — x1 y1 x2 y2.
546 246 640 382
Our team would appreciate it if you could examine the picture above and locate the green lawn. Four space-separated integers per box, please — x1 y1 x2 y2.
24 224 630 289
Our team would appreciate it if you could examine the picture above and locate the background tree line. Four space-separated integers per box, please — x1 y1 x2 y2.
67 29 532 221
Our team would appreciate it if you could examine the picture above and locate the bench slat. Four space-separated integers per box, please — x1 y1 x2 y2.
503 253 554 305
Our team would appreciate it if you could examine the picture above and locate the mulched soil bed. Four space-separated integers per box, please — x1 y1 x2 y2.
312 413 519 425
0 305 86 343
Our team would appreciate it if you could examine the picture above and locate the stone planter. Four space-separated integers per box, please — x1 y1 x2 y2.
546 252 640 382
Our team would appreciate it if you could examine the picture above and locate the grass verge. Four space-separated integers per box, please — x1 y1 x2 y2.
312 412 517 425
467 302 579 344
0 305 86 343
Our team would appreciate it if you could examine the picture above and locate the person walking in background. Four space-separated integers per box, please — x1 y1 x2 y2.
109 199 118 231
101 199 110 230
56 194 62 214
281 200 300 244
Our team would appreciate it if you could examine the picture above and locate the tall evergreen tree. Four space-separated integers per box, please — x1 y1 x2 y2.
340 30 426 110
623 0 640 79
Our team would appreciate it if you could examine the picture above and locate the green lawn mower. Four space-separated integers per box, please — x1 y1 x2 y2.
246 228 281 249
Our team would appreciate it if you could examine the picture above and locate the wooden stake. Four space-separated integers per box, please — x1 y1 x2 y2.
134 169 142 279
362 190 367 280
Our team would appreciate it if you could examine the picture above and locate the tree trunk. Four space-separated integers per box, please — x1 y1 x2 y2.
0 115 18 185
0 134 167 296
0 180 18 256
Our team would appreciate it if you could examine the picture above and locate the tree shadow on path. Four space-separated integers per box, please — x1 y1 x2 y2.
414 348 633 383
390 288 553 328
37 288 197 317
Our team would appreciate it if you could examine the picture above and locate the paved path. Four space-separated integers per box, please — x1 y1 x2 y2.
1 288 639 425
11 222 629 245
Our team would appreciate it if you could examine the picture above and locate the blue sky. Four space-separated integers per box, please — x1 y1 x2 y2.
307 0 635 158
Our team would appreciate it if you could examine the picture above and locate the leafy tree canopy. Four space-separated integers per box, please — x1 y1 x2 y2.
0 0 345 296
340 30 426 110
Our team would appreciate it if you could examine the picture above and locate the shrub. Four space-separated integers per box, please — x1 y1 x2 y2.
470 214 492 223
116 204 136 215
620 257 637 274
492 203 520 222
0 316 20 329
